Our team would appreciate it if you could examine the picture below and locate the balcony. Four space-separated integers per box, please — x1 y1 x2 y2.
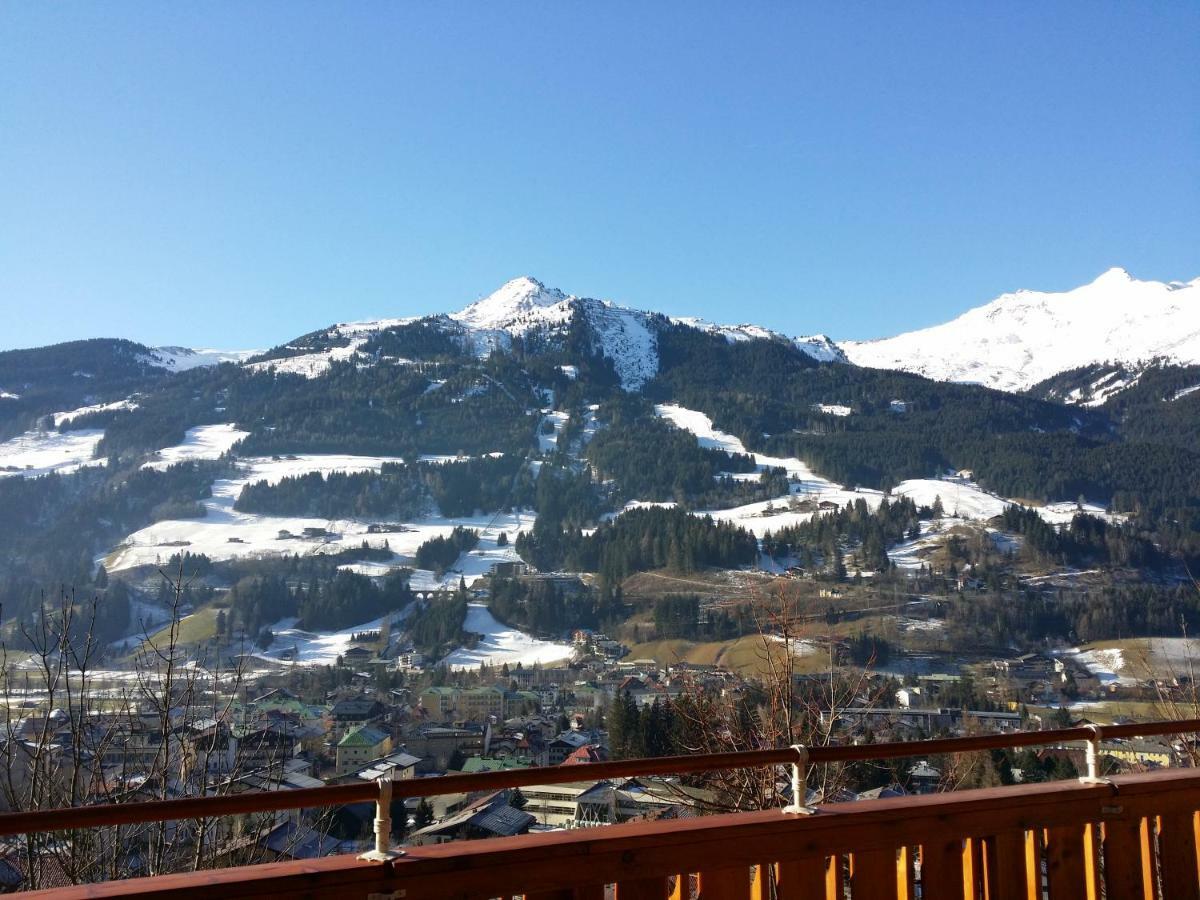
8 719 1200 898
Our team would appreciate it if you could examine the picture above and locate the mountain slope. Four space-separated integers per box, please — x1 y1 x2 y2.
842 268 1200 393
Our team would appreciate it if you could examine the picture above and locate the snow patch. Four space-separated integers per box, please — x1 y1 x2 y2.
142 424 249 470
148 347 260 372
52 399 138 427
0 428 105 479
442 603 573 670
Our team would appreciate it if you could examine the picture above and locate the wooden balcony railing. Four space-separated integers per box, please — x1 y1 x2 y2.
8 718 1200 898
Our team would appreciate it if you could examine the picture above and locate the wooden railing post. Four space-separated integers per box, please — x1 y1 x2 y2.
357 773 402 862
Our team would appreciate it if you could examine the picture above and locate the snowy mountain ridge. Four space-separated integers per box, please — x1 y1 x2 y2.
842 268 1200 394
132 267 1199 400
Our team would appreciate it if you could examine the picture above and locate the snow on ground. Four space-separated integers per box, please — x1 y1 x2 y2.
405 519 536 592
538 410 569 454
260 614 393 666
442 603 574 670
585 301 658 391
1073 370 1142 407
654 403 863 493
142 423 250 470
52 399 139 427
766 634 820 657
1063 647 1140 687
0 428 105 478
244 337 368 378
655 404 1117 556
814 404 853 417
1170 383 1200 402
842 268 1200 393
107 453 408 570
0 391 19 400
416 452 506 465
892 478 1009 520
887 521 945 570
109 446 538 583
1035 501 1124 525
558 365 579 379
147 347 260 372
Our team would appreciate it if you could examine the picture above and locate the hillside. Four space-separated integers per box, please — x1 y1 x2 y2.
1 273 1199 662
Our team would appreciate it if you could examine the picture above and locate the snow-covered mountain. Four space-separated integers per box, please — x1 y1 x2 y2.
146 346 260 371
449 277 660 390
842 268 1200 393
671 316 848 363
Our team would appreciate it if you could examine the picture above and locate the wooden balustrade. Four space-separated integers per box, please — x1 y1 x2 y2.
7 720 1200 898
17 769 1200 899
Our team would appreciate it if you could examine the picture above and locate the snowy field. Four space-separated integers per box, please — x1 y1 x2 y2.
142 423 250 470
1062 647 1141 687
892 479 1008 520
442 603 573 670
244 337 368 378
108 432 538 587
110 449 412 568
1036 501 1124 525
259 614 391 666
52 399 138 427
538 410 570 454
0 427 105 478
887 521 946 570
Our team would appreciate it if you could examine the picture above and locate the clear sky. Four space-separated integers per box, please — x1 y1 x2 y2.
1 3 1197 352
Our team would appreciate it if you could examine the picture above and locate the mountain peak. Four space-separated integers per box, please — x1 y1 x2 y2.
1091 266 1135 286
450 276 573 333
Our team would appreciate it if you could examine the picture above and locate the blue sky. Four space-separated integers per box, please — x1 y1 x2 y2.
1 3 1197 351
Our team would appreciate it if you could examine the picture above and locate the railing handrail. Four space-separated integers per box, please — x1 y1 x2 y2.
1 716 1197 837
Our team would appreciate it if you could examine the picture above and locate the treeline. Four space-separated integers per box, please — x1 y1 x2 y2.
92 353 541 463
0 461 220 629
360 319 467 361
414 527 479 574
586 398 757 503
945 583 1200 647
235 465 428 519
226 569 414 635
408 594 468 658
640 328 1200 554
653 595 753 642
999 506 1158 568
763 496 923 574
0 338 167 441
234 455 535 520
517 506 759 582
489 576 623 636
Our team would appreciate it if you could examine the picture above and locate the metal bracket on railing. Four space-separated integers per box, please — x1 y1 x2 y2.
1079 724 1110 785
359 773 405 861
783 744 817 815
